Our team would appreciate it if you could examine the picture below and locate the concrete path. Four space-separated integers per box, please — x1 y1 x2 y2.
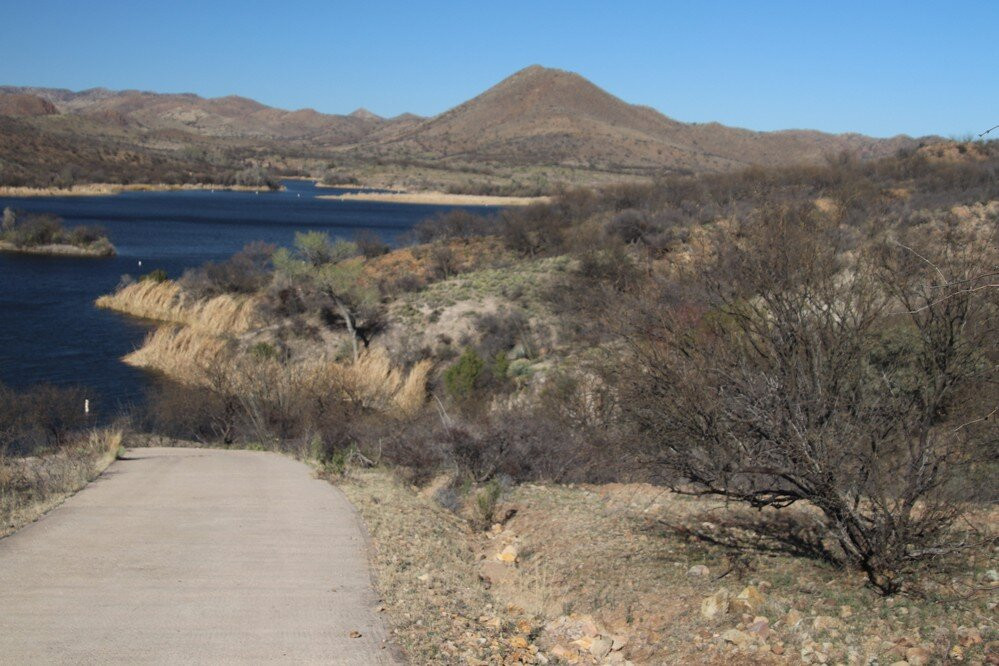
0 448 400 664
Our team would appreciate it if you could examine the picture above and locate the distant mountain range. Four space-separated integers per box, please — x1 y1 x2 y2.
0 66 932 190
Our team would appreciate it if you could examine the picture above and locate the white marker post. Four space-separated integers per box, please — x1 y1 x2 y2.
84 399 90 415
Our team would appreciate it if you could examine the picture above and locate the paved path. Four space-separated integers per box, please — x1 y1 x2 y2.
0 448 400 664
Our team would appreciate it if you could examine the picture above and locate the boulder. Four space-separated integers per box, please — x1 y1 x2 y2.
687 564 710 577
730 586 765 613
700 589 730 619
589 635 613 660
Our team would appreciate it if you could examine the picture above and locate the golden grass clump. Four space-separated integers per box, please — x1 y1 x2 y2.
122 325 231 383
96 280 259 335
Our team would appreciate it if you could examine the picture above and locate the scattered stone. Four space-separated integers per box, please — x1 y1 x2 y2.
949 644 965 661
721 629 751 648
416 573 431 583
957 626 982 646
590 635 613 660
887 661 909 666
747 617 770 638
551 644 579 664
905 646 932 665
985 569 998 582
478 560 515 586
349 630 362 638
610 634 629 651
785 609 804 628
839 605 853 618
701 589 731 618
496 544 518 563
687 564 710 577
509 636 529 649
813 615 841 632
730 586 765 613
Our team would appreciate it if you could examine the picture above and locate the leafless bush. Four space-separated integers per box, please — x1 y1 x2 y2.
179 242 275 298
0 383 91 456
617 203 998 594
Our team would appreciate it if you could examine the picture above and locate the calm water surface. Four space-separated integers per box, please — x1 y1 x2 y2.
0 180 495 414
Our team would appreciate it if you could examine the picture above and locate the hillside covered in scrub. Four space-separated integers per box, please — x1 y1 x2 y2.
0 66 930 195
80 142 999 662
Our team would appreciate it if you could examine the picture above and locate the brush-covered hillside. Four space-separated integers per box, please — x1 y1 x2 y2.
0 67 932 193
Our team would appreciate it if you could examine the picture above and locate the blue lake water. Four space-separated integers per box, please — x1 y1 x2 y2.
0 180 496 415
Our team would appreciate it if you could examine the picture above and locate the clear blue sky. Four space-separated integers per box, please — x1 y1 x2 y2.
1 0 994 138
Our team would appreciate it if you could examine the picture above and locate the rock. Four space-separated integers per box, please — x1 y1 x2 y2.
701 589 730 618
610 634 628 651
417 573 431 583
604 652 627 664
590 635 613 660
687 564 710 577
949 644 965 661
887 662 909 666
904 647 932 665
957 626 982 646
478 560 515 586
747 617 770 638
985 569 998 582
785 609 804 628
496 544 518 563
551 644 579 663
510 636 529 649
730 586 765 613
349 630 362 638
721 629 751 648
839 605 853 618
812 615 841 632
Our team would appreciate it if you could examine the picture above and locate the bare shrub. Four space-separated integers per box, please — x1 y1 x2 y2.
618 203 998 593
179 242 275 298
0 383 91 456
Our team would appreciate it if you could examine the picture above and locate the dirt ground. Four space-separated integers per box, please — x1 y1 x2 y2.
340 469 998 665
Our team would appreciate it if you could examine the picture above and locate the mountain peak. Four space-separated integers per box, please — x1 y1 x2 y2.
349 108 382 121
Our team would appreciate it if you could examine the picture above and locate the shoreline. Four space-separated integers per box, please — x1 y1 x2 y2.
0 183 283 198
316 190 548 206
0 240 116 257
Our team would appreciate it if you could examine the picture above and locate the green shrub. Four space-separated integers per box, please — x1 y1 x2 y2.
140 269 168 283
444 348 485 398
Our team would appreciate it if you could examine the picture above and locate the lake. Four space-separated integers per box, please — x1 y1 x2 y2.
0 180 496 415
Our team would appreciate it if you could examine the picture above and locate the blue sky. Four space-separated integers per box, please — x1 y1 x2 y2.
1 0 994 138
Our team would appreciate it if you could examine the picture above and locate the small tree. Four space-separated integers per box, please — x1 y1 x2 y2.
274 233 380 363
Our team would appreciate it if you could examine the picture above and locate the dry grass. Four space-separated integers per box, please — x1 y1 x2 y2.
1 429 123 538
96 280 259 334
122 325 231 383
340 470 998 665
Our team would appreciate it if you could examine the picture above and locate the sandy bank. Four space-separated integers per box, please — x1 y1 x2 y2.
0 240 115 257
0 183 282 198
317 190 548 206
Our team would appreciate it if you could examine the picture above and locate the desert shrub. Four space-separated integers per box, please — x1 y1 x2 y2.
3 213 62 246
412 209 492 243
140 269 168 283
617 203 998 594
472 308 531 360
180 242 275 298
64 224 108 246
354 230 390 258
428 241 458 279
0 383 91 456
444 348 485 399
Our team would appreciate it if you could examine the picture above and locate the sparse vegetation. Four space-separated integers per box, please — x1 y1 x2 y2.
78 141 999 663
